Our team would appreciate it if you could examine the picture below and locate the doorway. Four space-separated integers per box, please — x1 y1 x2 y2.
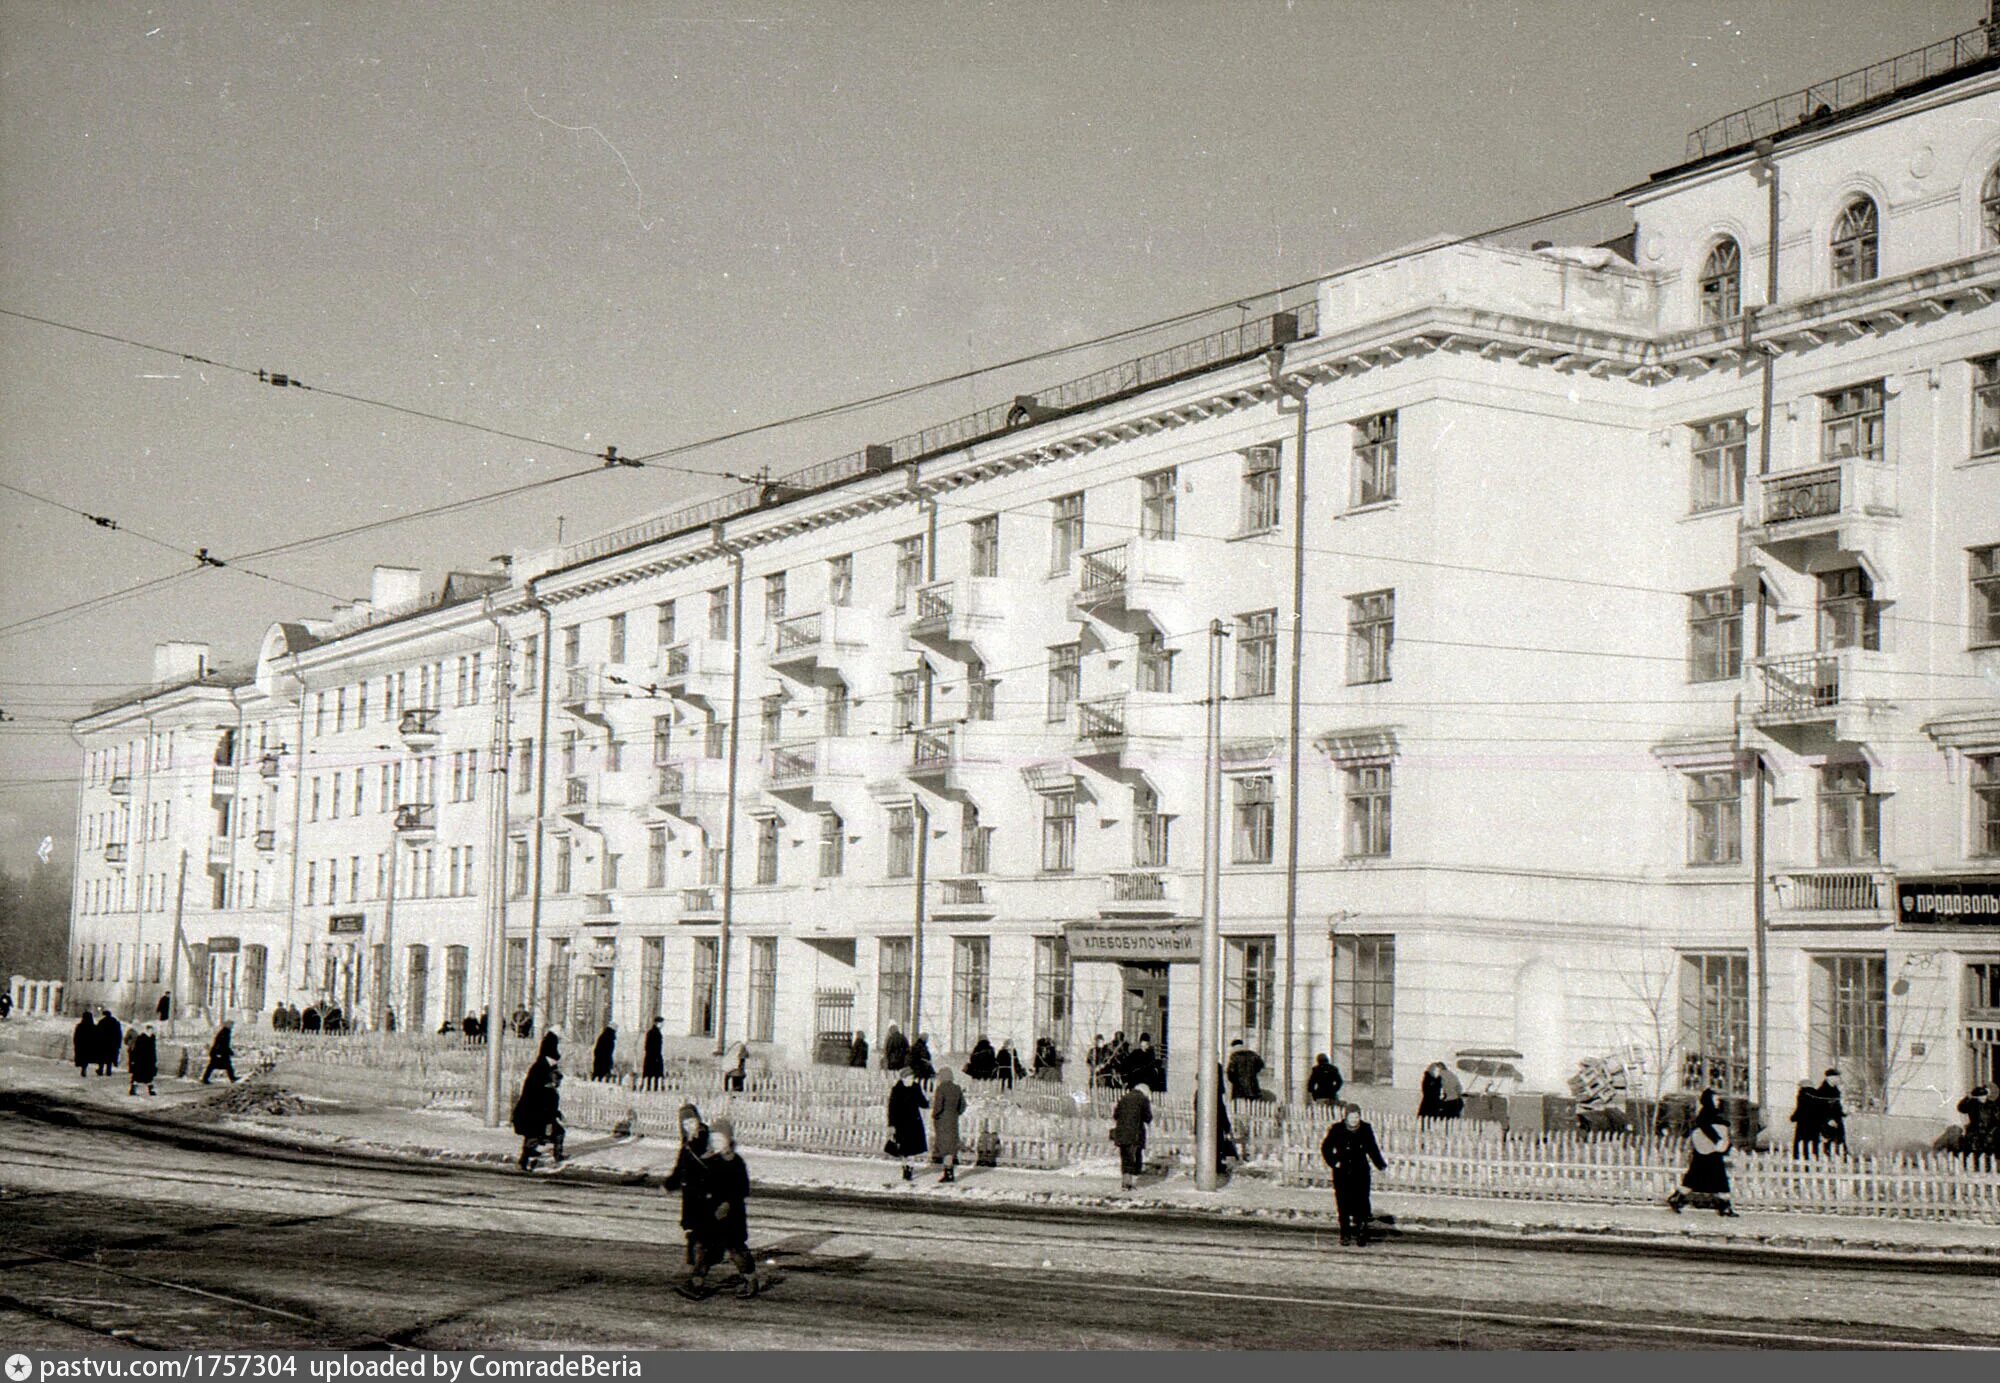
1121 963 1170 1085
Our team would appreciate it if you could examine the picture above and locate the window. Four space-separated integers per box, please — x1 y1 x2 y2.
970 516 1000 578
827 554 853 607
555 836 573 894
1345 765 1392 858
1353 412 1398 507
960 802 990 874
1050 492 1084 572
1818 762 1881 864
1817 568 1880 651
755 816 779 885
598 613 622 667
330 771 343 818
966 660 995 722
646 825 668 889
886 806 915 878
1976 546 2000 648
561 731 578 777
562 625 581 667
760 693 785 746
1686 770 1743 865
1809 953 1886 1109
764 573 786 625
1233 774 1275 864
1225 937 1277 1052
1133 785 1170 868
1686 587 1743 682
1236 610 1277 698
1047 643 1080 722
819 811 844 878
824 683 850 738
704 720 726 759
1985 165 2000 248
1041 790 1076 873
950 936 990 1054
1333 933 1395 1085
1679 953 1750 1097
1698 237 1742 324
1139 468 1177 540
1241 444 1281 535
1974 756 2000 857
656 601 676 650
1822 380 1885 465
878 938 913 1034
748 937 777 1043
1347 590 1394 684
892 667 925 733
1137 632 1176 693
1976 358 2000 458
893 536 925 611
690 938 719 1038
1035 936 1072 1046
1830 197 1879 286
1690 415 1747 511
651 717 672 766
708 587 729 641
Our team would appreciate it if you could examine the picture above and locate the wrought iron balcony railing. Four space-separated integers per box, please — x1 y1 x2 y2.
656 764 684 801
773 611 823 655
681 886 719 914
1772 869 1890 911
1077 695 1127 742
1760 466 1841 526
108 775 131 797
1752 653 1841 717
211 765 236 794
255 829 277 853
1076 543 1129 603
258 753 281 780
394 802 437 835
766 743 818 787
398 708 442 744
910 727 954 773
938 878 988 907
1108 870 1169 902
103 842 127 864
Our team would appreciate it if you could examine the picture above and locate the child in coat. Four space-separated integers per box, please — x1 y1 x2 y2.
682 1118 762 1299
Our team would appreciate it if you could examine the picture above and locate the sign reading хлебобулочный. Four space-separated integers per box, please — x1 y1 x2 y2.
1062 921 1199 963
1895 875 2000 925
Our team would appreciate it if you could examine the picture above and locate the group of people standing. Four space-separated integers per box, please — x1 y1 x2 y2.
1085 1031 1164 1091
267 1002 349 1034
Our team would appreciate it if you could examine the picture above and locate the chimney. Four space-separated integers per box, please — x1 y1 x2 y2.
371 565 422 608
154 641 210 685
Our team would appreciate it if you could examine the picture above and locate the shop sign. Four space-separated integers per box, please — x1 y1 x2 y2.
327 914 366 935
204 935 240 954
1063 921 1198 963
1895 876 2000 927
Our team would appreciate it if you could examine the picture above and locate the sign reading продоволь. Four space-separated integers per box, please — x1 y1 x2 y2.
1895 876 2000 926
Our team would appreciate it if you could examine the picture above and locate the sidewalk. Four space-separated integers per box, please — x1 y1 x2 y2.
5 1049 1992 1270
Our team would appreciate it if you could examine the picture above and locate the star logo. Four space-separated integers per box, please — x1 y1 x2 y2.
7 1353 34 1382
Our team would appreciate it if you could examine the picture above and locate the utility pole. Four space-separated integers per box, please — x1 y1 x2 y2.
168 850 189 1026
1195 619 1228 1193
911 797 929 1042
482 605 513 1125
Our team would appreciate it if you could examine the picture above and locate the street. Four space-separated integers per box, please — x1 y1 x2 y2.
0 1091 1996 1350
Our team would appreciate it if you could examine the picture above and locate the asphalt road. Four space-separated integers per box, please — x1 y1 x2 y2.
1 1091 1996 1351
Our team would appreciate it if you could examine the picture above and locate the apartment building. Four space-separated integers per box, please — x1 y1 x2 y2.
66 18 2000 1129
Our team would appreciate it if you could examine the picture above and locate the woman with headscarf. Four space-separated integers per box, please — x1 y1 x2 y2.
1667 1089 1736 1217
930 1066 967 1184
662 1102 712 1267
907 1033 935 1080
886 1067 929 1182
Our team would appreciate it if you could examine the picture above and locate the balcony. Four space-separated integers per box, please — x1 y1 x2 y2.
680 886 720 918
653 758 730 828
211 765 237 797
258 753 281 780
658 638 733 707
207 837 233 867
906 578 1006 654
561 664 631 725
1771 869 1892 914
255 828 277 854
103 842 127 865
1101 870 1181 916
1759 466 1841 527
108 775 131 797
1069 538 1188 624
934 877 994 919
399 708 442 751
1749 652 1842 725
394 802 437 841
1072 692 1183 765
762 737 874 806
582 891 620 922
768 606 874 679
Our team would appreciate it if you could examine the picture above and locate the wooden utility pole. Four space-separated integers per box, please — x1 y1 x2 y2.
1195 619 1227 1193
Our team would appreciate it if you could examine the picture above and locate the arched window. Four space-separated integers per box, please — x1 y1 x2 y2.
1982 164 2000 248
1830 197 1879 286
1698 237 1741 325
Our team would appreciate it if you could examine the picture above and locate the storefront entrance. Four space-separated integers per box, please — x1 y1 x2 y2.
1121 963 1169 1084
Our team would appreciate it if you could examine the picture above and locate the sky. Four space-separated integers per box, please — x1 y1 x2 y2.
0 0 1979 871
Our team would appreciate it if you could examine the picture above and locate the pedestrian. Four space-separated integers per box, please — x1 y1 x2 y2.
880 1023 908 1072
592 1023 617 1082
678 1117 762 1300
1124 1034 1161 1092
156 992 172 1023
1306 1053 1345 1106
1111 1082 1152 1191
886 1067 930 1182
723 1040 749 1092
994 1039 1023 1090
663 1102 713 1266
0 991 10 1020
301 1003 321 1034
324 1005 344 1035
128 1023 158 1096
514 1008 534 1039
964 1035 997 1081
643 1018 666 1088
201 1021 237 1084
1787 1079 1825 1153
907 1032 935 1080
1956 1084 1999 1158
95 1007 122 1076
848 1030 868 1068
285 1002 301 1031
1226 1038 1264 1102
1814 1069 1848 1150
1418 1061 1463 1119
511 1049 565 1171
1667 1089 1736 1217
72 1008 97 1077
931 1066 967 1183
384 1007 398 1034
1197 1065 1239 1175
539 1029 561 1063
1320 1105 1389 1245
1032 1036 1064 1081
462 1013 480 1044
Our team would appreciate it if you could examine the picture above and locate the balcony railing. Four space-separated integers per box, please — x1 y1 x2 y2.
910 727 955 774
911 582 953 635
938 878 987 907
255 829 276 853
681 887 718 914
564 775 590 808
207 837 232 866
394 802 437 836
564 666 593 704
1078 695 1127 742
656 763 684 802
1752 653 1841 717
1773 869 1889 911
661 644 691 680
258 753 281 780
1108 870 1169 902
1076 543 1130 604
766 743 817 787
211 765 236 795
773 611 823 655
108 775 131 797
103 842 127 864
1760 466 1841 526
399 708 441 745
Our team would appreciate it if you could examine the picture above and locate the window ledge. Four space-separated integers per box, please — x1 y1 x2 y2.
1960 451 2000 471
1681 504 1743 522
1339 500 1401 520
1229 526 1279 543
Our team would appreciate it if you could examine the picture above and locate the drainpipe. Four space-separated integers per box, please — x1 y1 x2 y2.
1747 137 1781 1117
1269 348 1311 1105
524 579 555 1025
479 594 513 1122
130 710 156 1022
63 728 88 1016
714 526 747 1055
285 656 309 1005
911 797 929 1045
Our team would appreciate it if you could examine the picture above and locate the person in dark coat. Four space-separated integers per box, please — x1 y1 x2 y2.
642 1018 666 1087
592 1024 617 1082
964 1036 997 1081
1033 1037 1064 1081
931 1066 967 1183
849 1032 869 1068
511 1051 565 1170
301 1003 322 1033
1956 1084 1999 1157
1321 1106 1389 1245
994 1039 1023 1091
886 1068 930 1181
681 1118 761 1299
662 1102 712 1265
1813 1070 1848 1150
1198 1065 1240 1175
1111 1082 1152 1191
201 1021 236 1084
1226 1039 1264 1102
323 1005 344 1035
907 1033 935 1080
156 992 172 1023
1123 1035 1161 1092
1418 1062 1445 1118
1788 1080 1826 1153
1668 1089 1736 1216
880 1024 909 1072
538 1029 561 1063
72 1010 97 1077
1306 1054 1344 1106
128 1024 158 1096
95 1008 122 1075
